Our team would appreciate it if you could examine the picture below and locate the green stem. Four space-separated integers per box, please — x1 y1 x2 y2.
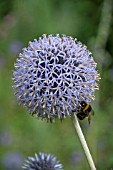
72 113 96 170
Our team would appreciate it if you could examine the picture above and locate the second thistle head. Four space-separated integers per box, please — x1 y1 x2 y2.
13 34 100 122
22 152 63 170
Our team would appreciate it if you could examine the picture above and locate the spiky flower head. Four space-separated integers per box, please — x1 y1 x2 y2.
13 34 100 121
22 152 63 170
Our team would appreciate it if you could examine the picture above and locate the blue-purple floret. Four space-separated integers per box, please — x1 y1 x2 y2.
13 34 99 121
22 152 63 170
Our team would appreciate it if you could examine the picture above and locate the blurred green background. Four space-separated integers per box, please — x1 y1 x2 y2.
0 0 113 169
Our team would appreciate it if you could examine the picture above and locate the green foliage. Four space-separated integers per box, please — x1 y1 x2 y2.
0 0 113 169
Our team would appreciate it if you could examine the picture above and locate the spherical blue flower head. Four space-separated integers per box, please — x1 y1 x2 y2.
22 152 63 170
13 34 100 121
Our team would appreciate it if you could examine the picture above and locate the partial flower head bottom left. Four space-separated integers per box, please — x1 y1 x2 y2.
13 34 100 122
22 152 63 170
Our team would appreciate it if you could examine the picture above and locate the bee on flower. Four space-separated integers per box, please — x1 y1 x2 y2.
13 34 100 122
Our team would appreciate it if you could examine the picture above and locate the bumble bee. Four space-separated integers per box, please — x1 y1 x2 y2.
76 101 94 124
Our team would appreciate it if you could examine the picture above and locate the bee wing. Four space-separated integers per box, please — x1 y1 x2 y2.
88 110 95 125
88 115 91 125
91 110 95 116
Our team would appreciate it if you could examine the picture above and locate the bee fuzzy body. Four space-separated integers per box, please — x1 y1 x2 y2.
76 101 94 124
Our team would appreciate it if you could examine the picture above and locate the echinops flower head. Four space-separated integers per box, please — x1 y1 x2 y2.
22 152 63 170
13 34 100 122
